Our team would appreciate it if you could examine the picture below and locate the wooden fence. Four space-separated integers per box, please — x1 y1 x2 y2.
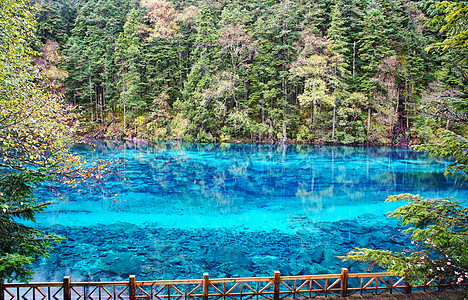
1 270 467 300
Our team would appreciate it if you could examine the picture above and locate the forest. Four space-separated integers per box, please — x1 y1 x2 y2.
35 0 467 145
1 0 468 284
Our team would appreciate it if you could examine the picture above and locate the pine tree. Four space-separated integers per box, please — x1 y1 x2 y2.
326 1 350 142
115 8 144 134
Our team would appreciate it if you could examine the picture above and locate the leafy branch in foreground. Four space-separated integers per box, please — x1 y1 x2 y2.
426 1 468 53
340 193 468 284
0 170 65 282
1 0 120 282
414 130 468 177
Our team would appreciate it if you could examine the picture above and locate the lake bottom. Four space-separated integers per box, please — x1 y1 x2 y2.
32 213 405 282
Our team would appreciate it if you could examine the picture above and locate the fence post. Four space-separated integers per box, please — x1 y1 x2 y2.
129 275 136 300
340 268 348 297
63 276 71 300
203 273 209 300
404 278 412 294
1 279 4 300
273 271 281 300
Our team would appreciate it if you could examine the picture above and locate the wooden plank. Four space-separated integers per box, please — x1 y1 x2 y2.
100 287 113 298
71 287 82 298
136 285 150 297
88 286 99 298
117 285 128 299
281 274 340 280
324 278 328 297
4 283 63 288
52 286 63 300
187 283 203 296
273 271 280 300
242 282 256 295
169 284 184 297
293 279 296 299
71 282 128 287
153 284 167 296
35 287 46 299
0 279 4 300
240 282 243 300
404 278 412 294
340 268 348 297
279 281 293 293
137 280 202 285
225 282 240 295
63 277 71 300
347 273 393 278
210 278 271 284
129 276 136 300
203 273 209 300
5 271 468 300
258 281 274 294
209 283 224 296
390 276 393 294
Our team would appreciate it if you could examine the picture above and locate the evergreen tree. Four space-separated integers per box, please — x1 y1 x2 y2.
115 8 144 134
33 0 468 145
0 0 113 282
342 0 468 284
326 1 350 142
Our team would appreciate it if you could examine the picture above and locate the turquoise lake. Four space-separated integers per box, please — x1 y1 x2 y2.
31 142 468 282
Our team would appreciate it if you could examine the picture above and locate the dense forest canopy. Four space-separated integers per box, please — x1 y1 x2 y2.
34 0 468 145
2 0 467 283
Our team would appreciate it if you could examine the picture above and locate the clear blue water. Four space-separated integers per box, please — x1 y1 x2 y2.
31 142 468 282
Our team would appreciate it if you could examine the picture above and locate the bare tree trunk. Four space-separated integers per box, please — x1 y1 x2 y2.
310 102 314 126
100 93 103 127
282 77 287 143
283 111 287 143
367 108 371 141
353 41 356 80
89 76 93 122
261 78 265 125
405 79 409 128
269 122 272 140
244 81 249 101
103 85 106 123
104 59 108 126
332 103 336 142
332 63 338 142
95 86 99 124
262 106 265 124
134 108 137 137
123 70 126 133
179 51 183 88
89 60 93 122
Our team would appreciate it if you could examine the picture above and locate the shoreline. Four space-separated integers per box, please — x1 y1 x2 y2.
82 135 412 149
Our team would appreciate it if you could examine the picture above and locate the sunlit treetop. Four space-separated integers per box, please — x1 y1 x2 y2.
427 1 468 53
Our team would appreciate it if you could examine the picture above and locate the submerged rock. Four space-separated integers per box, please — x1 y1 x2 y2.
32 218 404 281
309 247 324 263
207 246 253 268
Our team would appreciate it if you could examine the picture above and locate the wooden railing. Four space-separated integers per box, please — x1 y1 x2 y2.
1 270 467 300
